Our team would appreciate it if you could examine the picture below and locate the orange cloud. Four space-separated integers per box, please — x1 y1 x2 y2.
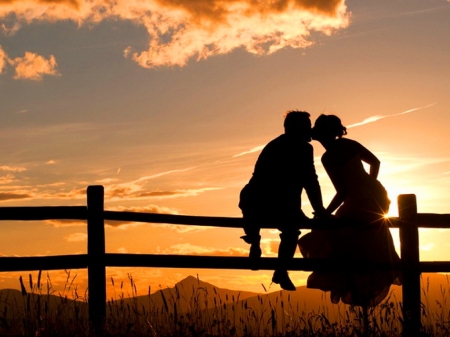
135 187 222 199
64 232 87 242
45 219 85 227
104 173 222 200
45 204 179 228
0 0 350 68
128 0 350 68
8 51 59 80
0 165 26 172
165 243 248 256
0 45 6 73
0 174 15 184
105 204 179 227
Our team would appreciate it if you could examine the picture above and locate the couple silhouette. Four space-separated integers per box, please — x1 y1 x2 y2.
239 111 401 307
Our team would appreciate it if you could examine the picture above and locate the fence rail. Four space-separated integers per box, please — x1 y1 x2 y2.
0 185 448 336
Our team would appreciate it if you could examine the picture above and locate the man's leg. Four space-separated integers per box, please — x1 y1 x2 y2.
272 229 300 291
241 214 262 271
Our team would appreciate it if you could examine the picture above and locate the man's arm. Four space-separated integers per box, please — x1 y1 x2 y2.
322 154 346 215
303 144 327 216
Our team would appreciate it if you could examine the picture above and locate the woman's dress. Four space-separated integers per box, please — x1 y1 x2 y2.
298 156 401 307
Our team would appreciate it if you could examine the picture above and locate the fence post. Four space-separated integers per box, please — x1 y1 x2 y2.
87 185 106 334
398 194 421 336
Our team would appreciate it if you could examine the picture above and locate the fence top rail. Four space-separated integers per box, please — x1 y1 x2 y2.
1 206 450 229
104 210 405 229
104 212 450 229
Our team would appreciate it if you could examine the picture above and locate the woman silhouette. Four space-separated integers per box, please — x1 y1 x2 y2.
298 114 401 307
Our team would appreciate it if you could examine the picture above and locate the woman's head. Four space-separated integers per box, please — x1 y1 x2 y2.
312 114 347 141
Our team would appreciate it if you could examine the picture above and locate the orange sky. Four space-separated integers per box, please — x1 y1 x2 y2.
0 0 450 296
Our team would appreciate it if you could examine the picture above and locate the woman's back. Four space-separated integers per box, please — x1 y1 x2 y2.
324 138 390 222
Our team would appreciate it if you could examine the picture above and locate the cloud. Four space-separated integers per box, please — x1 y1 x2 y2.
45 203 205 230
378 154 450 176
0 174 15 184
104 170 222 200
8 51 59 80
117 247 128 253
45 204 179 228
1 21 21 36
133 167 195 182
0 165 26 172
102 167 198 199
64 232 87 242
0 45 60 80
135 187 222 199
0 45 6 73
45 160 57 165
0 186 86 202
0 0 350 68
48 188 86 199
164 243 248 256
419 243 435 251
346 103 436 129
0 192 32 201
233 145 265 158
265 238 281 256
167 224 209 234
45 219 85 227
105 204 179 227
129 0 350 68
95 178 119 184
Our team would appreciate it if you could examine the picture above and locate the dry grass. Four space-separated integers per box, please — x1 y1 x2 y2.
0 272 449 336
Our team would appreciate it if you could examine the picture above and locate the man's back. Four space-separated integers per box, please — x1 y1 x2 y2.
240 134 316 214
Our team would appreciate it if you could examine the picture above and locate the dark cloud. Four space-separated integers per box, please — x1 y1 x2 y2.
136 190 180 198
0 192 32 201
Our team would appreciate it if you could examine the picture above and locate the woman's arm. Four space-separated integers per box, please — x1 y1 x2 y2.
356 142 380 178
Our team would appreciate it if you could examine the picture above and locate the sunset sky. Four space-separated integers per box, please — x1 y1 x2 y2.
1 0 450 297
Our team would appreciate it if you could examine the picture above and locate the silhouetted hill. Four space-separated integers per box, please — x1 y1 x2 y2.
123 275 259 313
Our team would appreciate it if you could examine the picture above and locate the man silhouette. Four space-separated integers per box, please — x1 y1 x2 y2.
239 110 326 291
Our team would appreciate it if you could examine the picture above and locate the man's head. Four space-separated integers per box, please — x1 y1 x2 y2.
283 110 312 142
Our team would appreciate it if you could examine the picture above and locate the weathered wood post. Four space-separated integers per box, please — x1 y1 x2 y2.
398 194 421 336
87 185 106 334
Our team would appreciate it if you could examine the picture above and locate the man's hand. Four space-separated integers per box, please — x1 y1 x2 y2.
313 208 331 219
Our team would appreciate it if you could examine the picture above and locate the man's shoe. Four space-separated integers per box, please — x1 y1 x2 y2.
272 270 296 291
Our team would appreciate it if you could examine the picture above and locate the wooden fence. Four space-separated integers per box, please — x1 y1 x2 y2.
1 185 450 336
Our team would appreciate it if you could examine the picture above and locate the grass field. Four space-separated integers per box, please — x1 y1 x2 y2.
0 271 449 336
